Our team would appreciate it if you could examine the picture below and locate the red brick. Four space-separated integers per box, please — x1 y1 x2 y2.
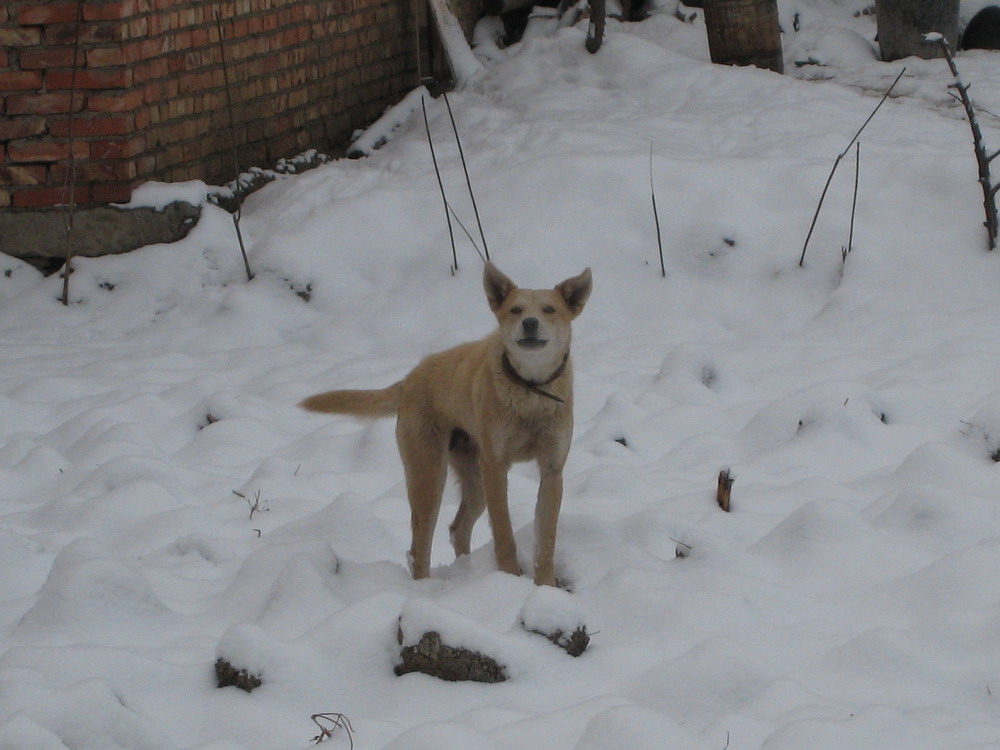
88 88 143 112
13 185 92 207
46 68 131 90
91 182 132 203
47 22 124 45
89 136 143 159
0 165 47 186
0 50 9 67
83 1 135 21
0 191 10 208
0 71 44 90
8 139 89 163
0 116 48 141
5 92 84 115
52 160 137 182
18 4 81 24
49 114 133 137
86 47 126 67
20 47 83 69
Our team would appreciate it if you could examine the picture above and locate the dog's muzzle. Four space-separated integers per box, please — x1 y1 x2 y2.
518 318 547 349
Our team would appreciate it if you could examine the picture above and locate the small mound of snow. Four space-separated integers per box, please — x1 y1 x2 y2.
787 22 878 72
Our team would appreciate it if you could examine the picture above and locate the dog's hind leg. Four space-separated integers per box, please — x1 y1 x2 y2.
447 429 485 559
397 418 448 579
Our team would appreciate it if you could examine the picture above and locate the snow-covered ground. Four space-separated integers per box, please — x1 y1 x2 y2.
4 2 1000 748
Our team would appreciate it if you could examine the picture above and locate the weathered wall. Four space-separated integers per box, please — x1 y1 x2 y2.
0 0 480 208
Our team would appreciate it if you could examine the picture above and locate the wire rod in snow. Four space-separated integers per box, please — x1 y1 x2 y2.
448 203 487 263
798 67 906 268
421 95 459 274
442 91 490 261
214 10 254 281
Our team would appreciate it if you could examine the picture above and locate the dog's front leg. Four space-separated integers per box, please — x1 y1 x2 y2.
533 468 564 587
480 454 522 577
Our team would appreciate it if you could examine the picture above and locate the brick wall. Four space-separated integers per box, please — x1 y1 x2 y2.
0 0 480 208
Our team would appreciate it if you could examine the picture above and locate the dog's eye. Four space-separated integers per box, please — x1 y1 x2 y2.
510 306 523 315
543 306 556 314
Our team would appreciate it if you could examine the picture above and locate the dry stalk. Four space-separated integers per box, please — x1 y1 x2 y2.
934 35 998 250
799 67 905 267
843 141 860 265
650 144 665 277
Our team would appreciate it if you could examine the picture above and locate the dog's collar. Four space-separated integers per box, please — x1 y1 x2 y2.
501 351 568 403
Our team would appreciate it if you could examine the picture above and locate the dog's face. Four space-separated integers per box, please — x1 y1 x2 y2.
484 263 592 377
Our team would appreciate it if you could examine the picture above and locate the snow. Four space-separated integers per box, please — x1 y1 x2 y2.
348 87 432 159
428 0 484 85
3 1 1000 748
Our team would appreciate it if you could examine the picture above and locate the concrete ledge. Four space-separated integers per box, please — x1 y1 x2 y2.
0 201 201 274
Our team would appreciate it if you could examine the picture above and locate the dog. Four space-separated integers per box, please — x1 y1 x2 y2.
300 262 592 586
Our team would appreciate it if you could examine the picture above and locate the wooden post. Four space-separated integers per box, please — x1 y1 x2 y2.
703 0 783 74
875 0 959 61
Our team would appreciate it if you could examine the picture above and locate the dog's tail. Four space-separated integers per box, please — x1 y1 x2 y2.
299 382 402 418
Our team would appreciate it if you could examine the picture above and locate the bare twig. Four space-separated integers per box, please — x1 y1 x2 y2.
215 10 255 280
310 713 355 747
799 67 905 267
650 144 665 277
59 0 84 306
247 490 265 519
934 35 998 250
849 141 860 252
231 489 267 519
843 141 860 264
442 91 489 261
421 95 458 273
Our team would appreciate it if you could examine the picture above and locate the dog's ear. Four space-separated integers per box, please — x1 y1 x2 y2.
556 267 592 317
484 262 517 312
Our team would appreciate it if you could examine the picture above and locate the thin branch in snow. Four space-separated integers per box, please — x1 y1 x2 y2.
843 141 861 265
442 91 490 261
421 95 458 274
649 144 665 277
933 35 999 250
799 67 905 267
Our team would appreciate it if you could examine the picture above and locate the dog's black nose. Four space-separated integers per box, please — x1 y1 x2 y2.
522 317 539 336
